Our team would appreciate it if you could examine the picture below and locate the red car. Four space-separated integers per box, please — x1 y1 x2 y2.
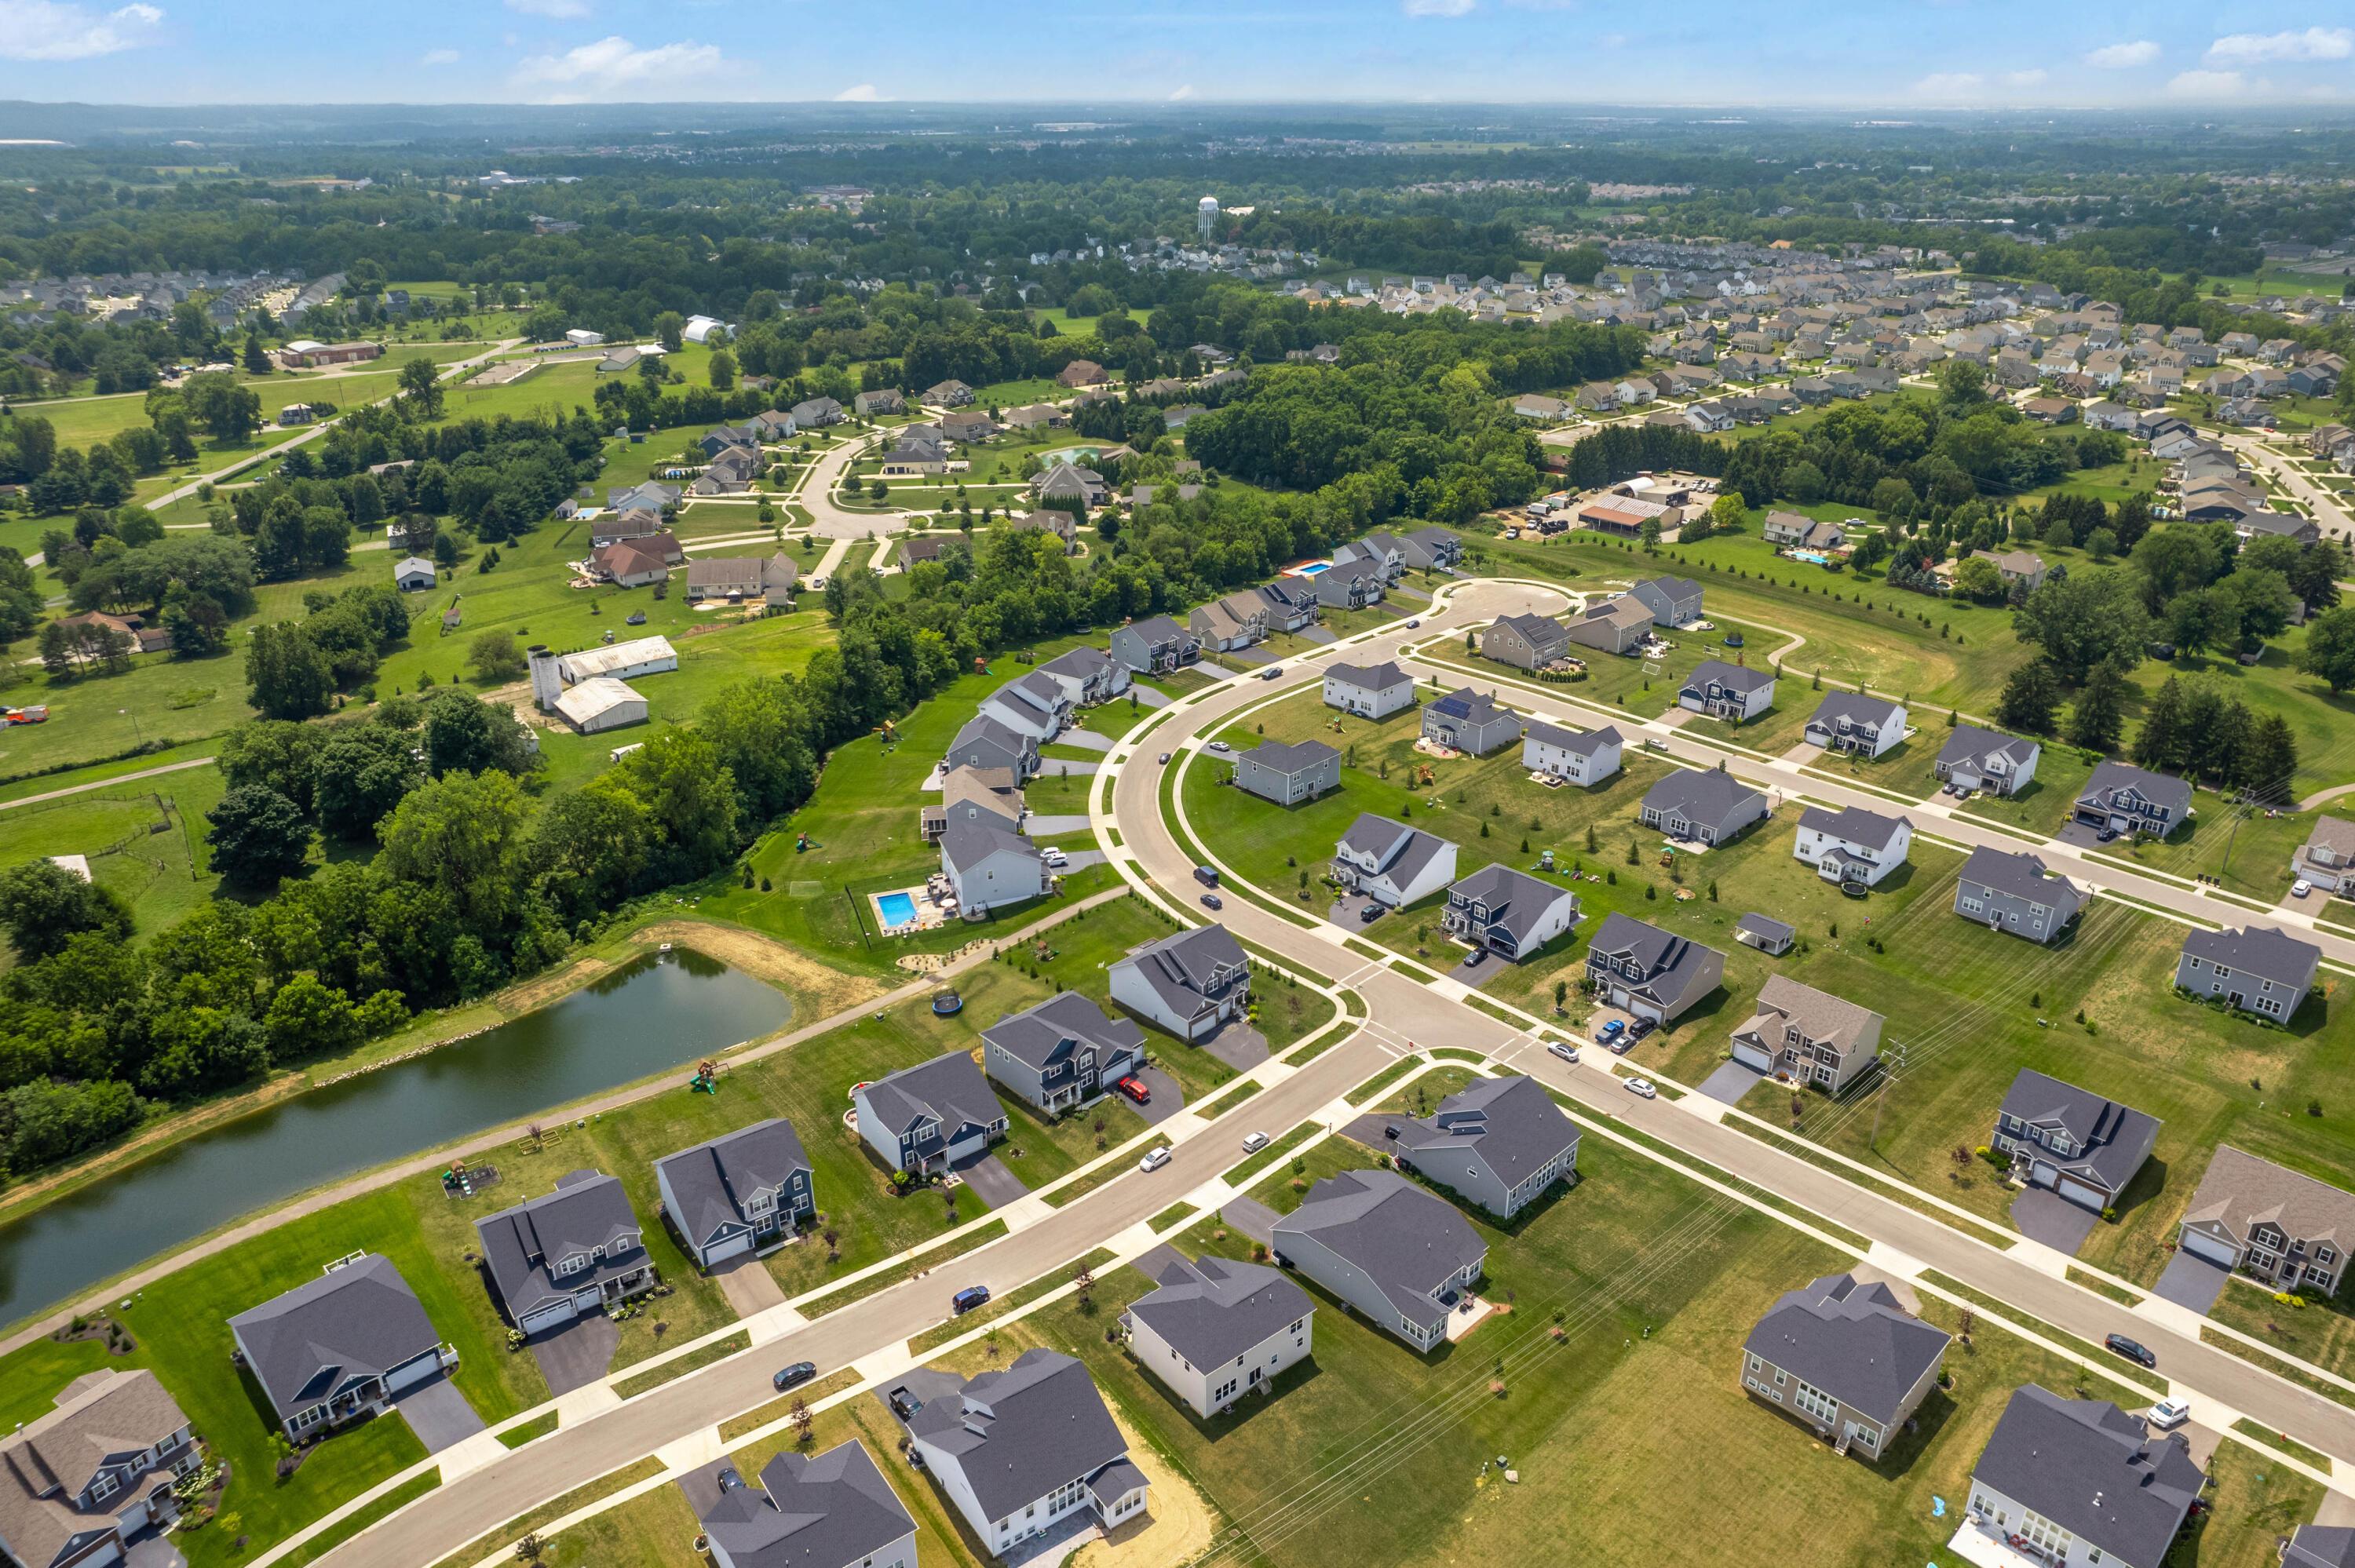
1115 1076 1151 1106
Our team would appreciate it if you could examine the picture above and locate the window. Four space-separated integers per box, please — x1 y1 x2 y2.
1793 1381 1838 1424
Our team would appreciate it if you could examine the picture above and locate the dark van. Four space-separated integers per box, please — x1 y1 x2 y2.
952 1285 991 1315
1193 866 1219 888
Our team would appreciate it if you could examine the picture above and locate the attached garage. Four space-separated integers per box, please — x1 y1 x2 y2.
518 1299 576 1335
2029 1159 2058 1189
383 1348 444 1396
2056 1176 2109 1212
2182 1229 2240 1269
696 1227 753 1267
1732 1037 1775 1074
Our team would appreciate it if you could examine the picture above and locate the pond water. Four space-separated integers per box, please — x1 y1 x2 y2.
0 947 786 1333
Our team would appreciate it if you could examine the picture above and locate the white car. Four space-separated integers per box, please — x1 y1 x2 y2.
1548 1041 1579 1065
2147 1396 2191 1429
2294 878 2313 899
1139 1147 1173 1173
1041 846 1068 867
1207 740 1232 753
1240 1131 1270 1153
1624 1077 1659 1099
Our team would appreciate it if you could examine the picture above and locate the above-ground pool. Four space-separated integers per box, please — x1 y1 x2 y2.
876 892 918 929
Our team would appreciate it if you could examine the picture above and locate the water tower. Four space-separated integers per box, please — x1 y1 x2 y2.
1197 194 1219 243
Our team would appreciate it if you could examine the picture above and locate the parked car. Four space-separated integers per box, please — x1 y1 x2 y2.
1208 740 1232 753
1548 1041 1579 1064
1627 1017 1657 1042
1240 1131 1270 1153
1200 892 1223 910
772 1361 816 1391
1624 1077 1659 1099
1462 948 1486 967
1139 1147 1173 1173
1359 902 1384 923
2295 879 2313 898
1042 846 1068 867
2148 1396 2191 1428
2105 1333 2156 1369
1595 1019 1627 1045
952 1285 991 1315
1115 1075 1151 1106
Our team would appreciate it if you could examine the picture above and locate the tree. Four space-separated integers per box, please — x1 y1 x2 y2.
0 860 133 961
653 312 686 352
262 972 362 1063
313 722 426 839
244 623 336 720
378 769 535 935
2130 525 2229 612
467 631 528 684
2240 713 2298 805
422 689 536 777
396 356 445 419
1995 658 2064 734
2291 539 2347 613
1780 460 1827 505
1849 531 1891 573
1951 556 2006 604
1638 518 1661 555
2084 527 2118 563
2164 587 2233 658
1936 357 1989 412
2132 674 2189 769
708 348 737 392
2297 606 2355 693
180 370 261 443
2065 662 2127 752
1708 492 1747 534
243 330 273 375
2219 567 2298 644
205 784 316 887
2011 570 2149 685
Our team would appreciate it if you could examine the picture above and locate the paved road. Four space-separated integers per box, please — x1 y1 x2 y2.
0 755 216 812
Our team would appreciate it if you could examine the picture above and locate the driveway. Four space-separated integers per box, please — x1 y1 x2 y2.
1448 948 1507 988
1053 850 1107 874
1056 729 1115 753
714 1254 788 1318
2052 819 2116 851
955 1154 1031 1209
1130 686 1172 709
1328 892 1389 929
1221 1197 1283 1245
1225 645 1278 666
1200 1022 1271 1073
1297 625 1339 644
124 1532 186 1568
1341 1112 1402 1147
395 1371 488 1453
1129 1066 1188 1125
2010 1188 2101 1255
528 1313 620 1397
2152 1252 2231 1315
1036 759 1100 778
1698 1058 1767 1106
1025 813 1092 835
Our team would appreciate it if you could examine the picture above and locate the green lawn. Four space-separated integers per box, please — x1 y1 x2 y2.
0 764 226 935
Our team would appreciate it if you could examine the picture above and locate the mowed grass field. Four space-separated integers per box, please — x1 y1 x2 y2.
0 766 225 937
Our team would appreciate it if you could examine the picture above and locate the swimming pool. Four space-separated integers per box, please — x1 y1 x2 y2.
877 892 918 929
1285 560 1333 578
1790 550 1831 565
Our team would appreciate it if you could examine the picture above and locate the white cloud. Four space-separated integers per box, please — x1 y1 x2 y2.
420 46 460 65
2004 68 2047 89
513 35 721 99
1911 71 1984 97
1403 0 1475 16
2083 39 2160 69
832 82 881 100
2168 67 2250 97
1167 83 1196 100
504 0 587 16
0 0 162 60
2207 27 2351 64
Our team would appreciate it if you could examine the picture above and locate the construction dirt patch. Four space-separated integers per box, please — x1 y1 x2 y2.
1071 1411 1217 1568
637 920 886 1019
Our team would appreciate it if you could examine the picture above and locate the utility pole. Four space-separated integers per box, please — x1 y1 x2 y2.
1869 1041 1907 1154
2217 788 2255 884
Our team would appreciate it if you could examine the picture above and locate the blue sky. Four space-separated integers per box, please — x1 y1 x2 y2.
2 0 2353 108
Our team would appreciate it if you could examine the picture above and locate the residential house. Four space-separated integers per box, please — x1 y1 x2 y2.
592 536 677 589
1441 866 1581 964
1421 687 1519 756
1109 924 1252 1044
940 820 1045 914
1741 1272 1949 1461
980 672 1075 742
1334 532 1408 584
1793 805 1913 889
1123 1256 1313 1420
1033 464 1108 509
1252 579 1320 633
790 397 843 427
853 388 904 417
1512 393 1572 422
1005 510 1079 553
1483 611 1573 670
685 554 798 608
1563 596 1655 655
1377 1074 1579 1217
474 1171 656 1335
1108 615 1199 675
854 1050 1008 1176
1031 645 1130 707
655 1121 815 1269
682 1443 917 1568
2236 511 2321 546
1057 359 1109 387
1313 563 1386 611
2286 1527 2355 1568
1640 768 1769 845
922 766 1026 844
1233 739 1341 806
1955 846 2085 944
1964 1387 2202 1568
1628 576 1705 626
1934 724 2040 797
1763 510 1843 547
2178 1146 2355 1296
229 1254 457 1437
0 1371 200 1568
1331 814 1459 909
1321 661 1416 719
1271 1170 1486 1352
982 992 1146 1114
904 1351 1147 1552
1991 1070 2160 1211
2292 816 2355 893
1188 591 1268 654
926 379 976 407
1521 720 1623 786
2073 760 2192 840
1971 549 2048 594
1397 527 1462 572
897 536 953 572
944 715 1041 783
1583 912 1727 1024
1803 693 1907 758
392 556 436 592
1730 976 1884 1094
2175 924 2320 1021
1678 660 1776 722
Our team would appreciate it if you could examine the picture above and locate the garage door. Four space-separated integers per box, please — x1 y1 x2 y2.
2183 1230 2239 1268
2029 1160 2059 1188
701 1231 752 1267
520 1301 575 1334
2057 1176 2108 1211
1732 1040 1774 1074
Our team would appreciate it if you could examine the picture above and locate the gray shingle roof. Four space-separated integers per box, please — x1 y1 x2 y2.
1272 1169 1485 1335
2286 1526 2355 1568
1428 687 1510 727
655 1121 811 1253
2079 760 2193 823
1448 864 1575 946
228 1254 444 1422
1126 1255 1310 1369
941 819 1038 875
1386 1074 1578 1195
1524 720 1623 757
1641 768 1767 832
1243 738 1338 776
2180 924 2319 990
684 1443 915 1568
1971 1387 2203 1568
1937 723 2039 773
1807 691 1904 733
1743 1272 1950 1426
949 714 1037 763
862 1051 1002 1145
1585 912 1726 1012
981 992 1145 1074
1112 924 1250 1023
2182 1146 2355 1260
1798 804 1908 853
1325 660 1410 692
1959 846 2083 913
1738 976 1884 1057
1998 1070 2160 1195
1492 611 1568 647
1336 813 1451 888
1736 912 1795 943
1685 658 1775 695
907 1350 1129 1524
